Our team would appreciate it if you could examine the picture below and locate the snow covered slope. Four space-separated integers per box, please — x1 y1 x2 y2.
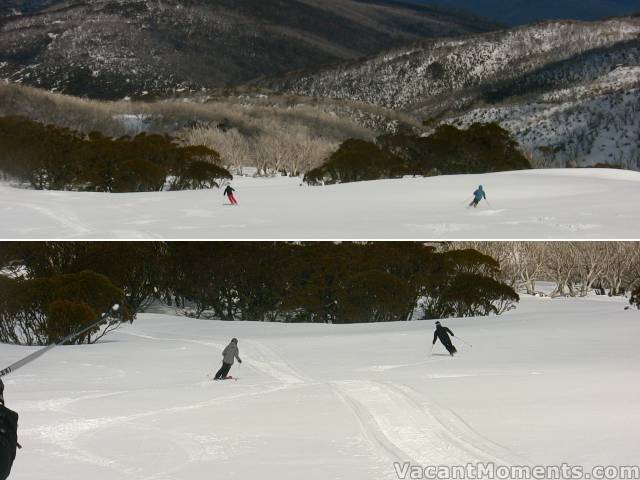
449 68 640 169
2 295 638 480
450 90 639 170
1 168 639 239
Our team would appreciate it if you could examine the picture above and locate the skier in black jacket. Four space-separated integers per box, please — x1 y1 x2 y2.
433 321 457 356
0 380 19 480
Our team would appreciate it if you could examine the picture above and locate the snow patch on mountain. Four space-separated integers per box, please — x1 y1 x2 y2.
451 91 639 169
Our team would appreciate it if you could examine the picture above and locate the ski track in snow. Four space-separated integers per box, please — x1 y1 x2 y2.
331 380 521 472
21 331 316 477
242 339 311 385
26 327 515 477
23 382 294 477
13 201 92 237
119 331 522 473
119 331 310 386
18 390 129 413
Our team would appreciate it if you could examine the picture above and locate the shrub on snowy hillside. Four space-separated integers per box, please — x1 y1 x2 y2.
0 116 231 192
304 139 405 185
0 271 131 346
165 242 518 323
420 248 519 319
421 273 520 319
305 123 530 184
379 123 531 175
279 243 426 323
0 242 165 314
164 242 289 321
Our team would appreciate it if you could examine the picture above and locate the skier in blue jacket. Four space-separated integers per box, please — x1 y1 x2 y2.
469 185 486 208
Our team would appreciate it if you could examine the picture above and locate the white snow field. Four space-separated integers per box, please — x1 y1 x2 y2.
2 295 639 480
1 168 640 239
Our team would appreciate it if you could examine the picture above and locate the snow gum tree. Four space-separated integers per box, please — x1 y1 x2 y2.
306 123 531 185
0 271 130 346
0 116 231 192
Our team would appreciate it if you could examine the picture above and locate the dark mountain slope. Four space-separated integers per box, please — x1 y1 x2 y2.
0 0 500 99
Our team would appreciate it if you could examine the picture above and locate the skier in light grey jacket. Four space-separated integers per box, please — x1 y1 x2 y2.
214 338 242 380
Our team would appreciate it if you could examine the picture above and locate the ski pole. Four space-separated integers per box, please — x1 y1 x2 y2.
454 336 473 348
0 304 120 378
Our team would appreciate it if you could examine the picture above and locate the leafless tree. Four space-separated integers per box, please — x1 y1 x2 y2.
602 242 639 295
446 242 640 298
570 242 608 296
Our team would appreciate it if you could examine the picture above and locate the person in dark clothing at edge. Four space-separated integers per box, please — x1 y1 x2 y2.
0 379 19 480
223 185 238 205
433 321 457 356
214 338 242 380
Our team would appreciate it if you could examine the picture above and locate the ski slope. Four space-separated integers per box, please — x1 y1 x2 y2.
1 168 639 239
2 295 639 480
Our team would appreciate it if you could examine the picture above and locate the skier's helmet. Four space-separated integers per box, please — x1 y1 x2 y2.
435 321 441 326
231 338 238 343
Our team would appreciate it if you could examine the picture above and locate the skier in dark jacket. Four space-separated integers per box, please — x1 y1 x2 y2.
0 380 19 480
214 338 242 380
223 185 238 205
469 185 486 208
433 321 457 356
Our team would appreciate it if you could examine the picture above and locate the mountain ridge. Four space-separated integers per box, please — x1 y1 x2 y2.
0 0 500 99
409 0 640 25
259 17 640 111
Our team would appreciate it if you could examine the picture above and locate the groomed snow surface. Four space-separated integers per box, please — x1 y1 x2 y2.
1 168 639 239
2 295 639 480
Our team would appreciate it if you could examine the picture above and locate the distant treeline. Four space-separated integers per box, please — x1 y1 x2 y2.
0 116 231 192
0 242 519 345
305 123 531 185
0 115 530 191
